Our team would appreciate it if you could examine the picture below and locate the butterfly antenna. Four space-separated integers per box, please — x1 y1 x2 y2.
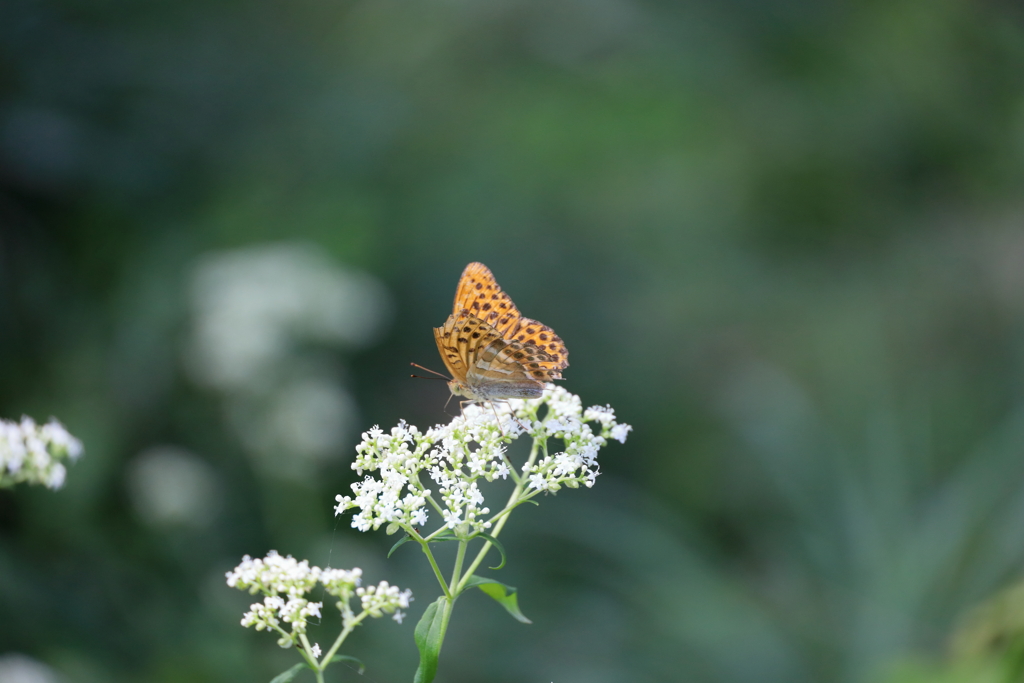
410 362 450 380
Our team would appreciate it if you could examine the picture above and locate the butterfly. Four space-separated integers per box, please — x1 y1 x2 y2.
432 262 569 405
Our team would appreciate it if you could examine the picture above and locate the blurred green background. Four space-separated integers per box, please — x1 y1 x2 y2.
4 0 1024 681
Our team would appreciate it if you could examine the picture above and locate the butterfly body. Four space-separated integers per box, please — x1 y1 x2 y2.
433 263 568 405
447 377 545 402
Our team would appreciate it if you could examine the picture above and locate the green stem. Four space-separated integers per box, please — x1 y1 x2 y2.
315 609 369 677
424 493 446 518
428 538 467 667
437 593 456 660
423 526 453 542
296 633 323 683
500 451 522 486
450 539 467 595
418 538 453 599
418 415 545 680
456 436 543 593
322 615 365 662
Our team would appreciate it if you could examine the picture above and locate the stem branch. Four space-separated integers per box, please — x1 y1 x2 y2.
457 435 543 592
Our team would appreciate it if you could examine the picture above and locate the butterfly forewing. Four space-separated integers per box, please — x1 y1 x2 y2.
453 262 523 331
452 263 568 376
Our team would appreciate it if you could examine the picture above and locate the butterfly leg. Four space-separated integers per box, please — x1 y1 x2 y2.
454 399 506 435
492 400 529 434
488 401 508 438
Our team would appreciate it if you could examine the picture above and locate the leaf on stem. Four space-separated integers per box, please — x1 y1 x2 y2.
269 663 309 683
329 654 366 674
473 532 508 570
463 575 532 624
413 596 447 683
388 534 413 558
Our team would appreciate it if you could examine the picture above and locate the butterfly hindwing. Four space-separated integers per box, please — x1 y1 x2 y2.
434 311 547 399
433 315 469 384
499 317 568 376
491 338 561 382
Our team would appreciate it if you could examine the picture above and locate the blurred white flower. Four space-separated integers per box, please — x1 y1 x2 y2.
127 446 220 528
0 653 63 683
186 242 391 393
265 377 356 463
0 416 83 490
184 242 390 480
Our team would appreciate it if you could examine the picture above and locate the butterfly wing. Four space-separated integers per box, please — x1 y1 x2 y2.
496 316 568 376
434 311 549 399
453 262 569 377
433 316 469 384
453 262 522 330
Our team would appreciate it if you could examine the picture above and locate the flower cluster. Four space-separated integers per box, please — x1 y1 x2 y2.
226 551 411 648
0 416 84 490
524 400 632 493
358 581 413 623
334 386 631 535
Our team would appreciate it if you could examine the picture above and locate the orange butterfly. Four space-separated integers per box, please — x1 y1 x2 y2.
433 262 569 405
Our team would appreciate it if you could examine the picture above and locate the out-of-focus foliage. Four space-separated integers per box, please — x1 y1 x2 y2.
880 579 1024 683
3 0 1024 681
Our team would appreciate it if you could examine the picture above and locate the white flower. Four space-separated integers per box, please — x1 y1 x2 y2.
610 423 632 444
228 552 412 646
494 462 510 480
320 566 363 596
311 643 322 659
357 581 414 618
393 609 406 624
442 509 463 529
0 417 84 490
335 386 630 537
225 550 320 596
410 508 428 527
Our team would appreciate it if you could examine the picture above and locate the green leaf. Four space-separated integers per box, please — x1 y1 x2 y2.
328 654 365 674
270 663 308 683
463 575 532 624
388 534 413 558
413 596 447 683
473 532 507 570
